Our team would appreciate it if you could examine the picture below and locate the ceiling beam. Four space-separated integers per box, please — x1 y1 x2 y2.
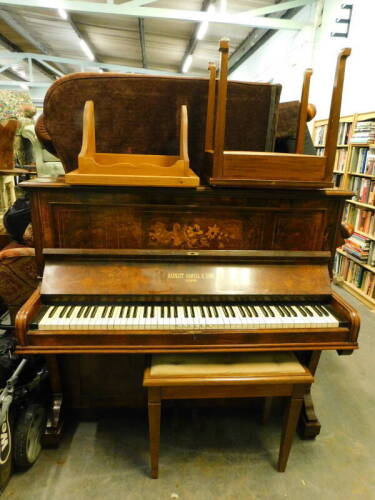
0 0 310 30
138 17 147 68
0 52 178 76
0 30 57 80
0 8 65 77
232 0 315 18
178 0 210 74
228 7 303 75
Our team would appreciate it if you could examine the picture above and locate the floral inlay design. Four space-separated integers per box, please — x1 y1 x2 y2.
148 221 240 249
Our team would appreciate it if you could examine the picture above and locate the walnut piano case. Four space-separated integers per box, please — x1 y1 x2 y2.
204 41 351 189
65 101 198 187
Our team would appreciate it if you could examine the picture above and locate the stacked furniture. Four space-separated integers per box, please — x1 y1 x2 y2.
11 43 359 475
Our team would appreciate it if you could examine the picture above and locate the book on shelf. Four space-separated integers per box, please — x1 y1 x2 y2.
335 148 347 172
338 121 352 144
334 252 375 298
315 124 327 146
344 205 375 236
350 147 375 175
343 232 370 260
350 120 375 144
349 176 375 205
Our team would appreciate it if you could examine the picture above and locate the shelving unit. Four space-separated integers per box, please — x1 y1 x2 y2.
313 111 375 309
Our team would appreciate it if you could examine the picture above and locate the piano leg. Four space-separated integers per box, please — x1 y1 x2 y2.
43 355 64 446
298 351 321 440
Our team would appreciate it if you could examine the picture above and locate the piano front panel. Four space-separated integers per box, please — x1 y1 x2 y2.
27 183 350 274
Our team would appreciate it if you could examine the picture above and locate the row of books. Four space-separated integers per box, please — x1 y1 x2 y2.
342 232 375 265
349 176 375 205
344 205 375 235
350 147 375 175
334 253 375 298
314 122 352 147
350 120 375 144
338 121 352 145
335 149 347 172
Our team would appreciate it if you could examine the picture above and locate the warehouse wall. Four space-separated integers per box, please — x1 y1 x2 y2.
230 0 375 120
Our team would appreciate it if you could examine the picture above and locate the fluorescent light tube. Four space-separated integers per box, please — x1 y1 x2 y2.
182 54 193 73
79 38 95 61
197 4 215 40
58 8 68 20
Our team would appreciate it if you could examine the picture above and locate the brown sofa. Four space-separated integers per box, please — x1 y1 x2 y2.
39 73 282 175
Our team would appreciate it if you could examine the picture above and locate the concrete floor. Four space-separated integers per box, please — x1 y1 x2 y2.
3 286 375 500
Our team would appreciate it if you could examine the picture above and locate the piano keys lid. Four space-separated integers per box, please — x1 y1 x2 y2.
41 249 333 300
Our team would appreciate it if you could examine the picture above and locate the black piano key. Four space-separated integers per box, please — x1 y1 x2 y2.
276 305 285 317
101 306 108 318
228 305 235 317
173 306 177 318
90 306 98 318
250 305 258 317
238 305 247 317
126 306 132 319
59 305 68 318
77 306 86 318
66 306 74 318
143 306 149 318
151 305 155 318
200 306 206 318
266 305 275 317
212 306 219 318
120 306 127 318
286 305 297 317
161 307 165 319
205 306 212 318
312 305 323 317
166 305 171 318
242 306 251 317
304 306 314 317
82 306 91 318
132 306 138 318
223 306 229 318
281 305 291 317
296 305 307 317
317 305 329 317
190 306 195 318
260 305 269 317
48 306 57 318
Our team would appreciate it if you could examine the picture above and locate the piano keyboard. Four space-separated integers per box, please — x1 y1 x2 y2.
34 303 342 330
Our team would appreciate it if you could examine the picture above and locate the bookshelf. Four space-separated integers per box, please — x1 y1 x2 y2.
313 111 375 309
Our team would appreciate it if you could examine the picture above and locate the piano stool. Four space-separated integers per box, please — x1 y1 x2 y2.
143 352 314 478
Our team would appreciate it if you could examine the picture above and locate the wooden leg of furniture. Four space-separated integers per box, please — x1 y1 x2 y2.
148 387 161 479
277 396 303 472
261 397 273 425
44 355 64 446
298 351 322 440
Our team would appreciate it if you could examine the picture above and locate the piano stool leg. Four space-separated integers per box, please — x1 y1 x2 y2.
43 355 64 446
148 387 161 479
297 351 322 440
277 396 303 472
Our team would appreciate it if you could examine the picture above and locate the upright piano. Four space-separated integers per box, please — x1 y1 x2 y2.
15 181 360 441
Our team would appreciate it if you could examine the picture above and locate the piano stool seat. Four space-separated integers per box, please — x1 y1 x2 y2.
143 352 313 478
